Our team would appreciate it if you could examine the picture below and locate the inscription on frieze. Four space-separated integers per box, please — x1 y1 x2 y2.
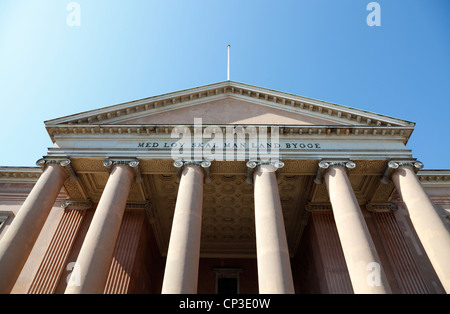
136 141 321 150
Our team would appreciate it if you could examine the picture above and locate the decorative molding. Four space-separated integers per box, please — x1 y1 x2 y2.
102 158 142 183
417 170 450 187
0 167 42 183
246 159 285 169
365 202 398 212
36 157 78 183
245 159 284 185
125 201 152 211
305 203 333 212
60 199 92 210
46 125 414 145
381 160 424 184
173 159 212 184
314 160 356 184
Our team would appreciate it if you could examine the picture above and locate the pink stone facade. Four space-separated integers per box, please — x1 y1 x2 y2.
0 168 447 294
0 82 448 294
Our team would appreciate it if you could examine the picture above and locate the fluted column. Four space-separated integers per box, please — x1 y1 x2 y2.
161 160 210 294
0 158 69 293
317 160 390 294
248 161 294 294
386 161 450 293
65 159 138 294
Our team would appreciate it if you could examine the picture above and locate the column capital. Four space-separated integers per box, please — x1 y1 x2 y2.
36 157 77 183
381 160 424 184
173 159 211 184
314 160 356 184
365 202 398 212
246 159 285 169
245 159 284 185
305 203 333 212
102 158 142 183
173 159 211 169
61 199 92 210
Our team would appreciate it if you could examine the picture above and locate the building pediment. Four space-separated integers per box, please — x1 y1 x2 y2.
43 80 416 161
113 97 343 126
45 81 414 129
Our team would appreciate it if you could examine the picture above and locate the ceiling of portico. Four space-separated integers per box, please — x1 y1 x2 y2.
63 158 397 258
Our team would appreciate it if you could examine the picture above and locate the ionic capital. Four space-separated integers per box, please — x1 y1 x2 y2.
102 158 142 183
314 160 356 184
381 160 424 184
61 199 92 210
173 159 211 184
36 157 78 183
305 203 332 212
245 159 284 185
365 202 398 212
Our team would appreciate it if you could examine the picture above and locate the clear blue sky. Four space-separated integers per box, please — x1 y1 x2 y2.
0 0 449 169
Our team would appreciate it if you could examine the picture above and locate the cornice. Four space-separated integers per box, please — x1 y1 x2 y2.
45 124 414 145
417 170 450 187
0 167 42 183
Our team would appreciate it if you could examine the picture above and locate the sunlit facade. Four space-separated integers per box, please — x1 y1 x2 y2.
0 81 449 294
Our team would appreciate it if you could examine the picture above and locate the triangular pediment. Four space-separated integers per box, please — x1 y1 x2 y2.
45 81 415 129
113 97 343 126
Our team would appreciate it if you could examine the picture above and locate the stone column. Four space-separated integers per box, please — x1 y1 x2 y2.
249 161 294 294
161 160 209 294
65 159 138 294
0 158 69 293
386 161 450 293
317 160 390 294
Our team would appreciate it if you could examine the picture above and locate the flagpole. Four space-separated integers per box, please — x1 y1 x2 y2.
227 44 230 81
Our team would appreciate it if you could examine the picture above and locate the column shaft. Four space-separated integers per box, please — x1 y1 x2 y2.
0 164 67 293
162 165 204 294
391 166 450 292
324 166 390 293
65 164 134 294
253 165 294 294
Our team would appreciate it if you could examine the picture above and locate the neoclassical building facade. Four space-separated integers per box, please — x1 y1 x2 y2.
0 81 449 294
